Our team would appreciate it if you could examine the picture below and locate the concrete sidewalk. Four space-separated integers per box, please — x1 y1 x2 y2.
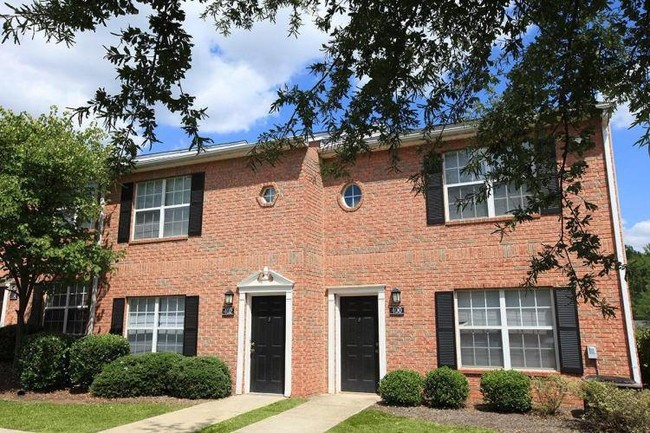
233 393 380 433
99 393 283 433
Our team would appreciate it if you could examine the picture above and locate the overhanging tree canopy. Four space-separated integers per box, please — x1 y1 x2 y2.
0 107 120 354
1 0 648 315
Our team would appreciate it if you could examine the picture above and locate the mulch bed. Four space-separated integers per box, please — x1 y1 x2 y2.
375 403 584 433
0 362 206 406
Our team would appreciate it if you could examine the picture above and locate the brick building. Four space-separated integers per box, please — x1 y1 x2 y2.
1 112 641 399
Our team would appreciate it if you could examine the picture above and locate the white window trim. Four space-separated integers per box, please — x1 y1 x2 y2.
0 283 10 327
132 176 190 240
125 296 185 354
327 285 387 394
453 289 561 372
443 151 531 222
43 283 89 335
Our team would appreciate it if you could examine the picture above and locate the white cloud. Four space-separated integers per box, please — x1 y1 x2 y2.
0 4 327 135
624 220 650 251
611 103 635 130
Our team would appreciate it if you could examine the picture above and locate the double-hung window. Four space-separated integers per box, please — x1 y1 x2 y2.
456 289 558 370
444 149 532 221
43 282 89 335
127 297 185 354
133 176 191 240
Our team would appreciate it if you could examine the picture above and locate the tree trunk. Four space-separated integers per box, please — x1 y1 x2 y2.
27 287 43 326
13 303 27 369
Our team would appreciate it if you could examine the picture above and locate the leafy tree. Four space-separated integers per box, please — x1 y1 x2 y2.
1 1 649 314
0 107 120 357
626 245 650 320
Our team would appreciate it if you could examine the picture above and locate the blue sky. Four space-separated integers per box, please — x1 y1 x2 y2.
0 4 648 249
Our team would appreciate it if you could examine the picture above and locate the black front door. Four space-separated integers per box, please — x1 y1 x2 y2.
340 296 379 393
250 296 285 394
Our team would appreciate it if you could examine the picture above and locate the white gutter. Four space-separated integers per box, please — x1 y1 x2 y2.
601 113 642 384
133 124 479 171
134 140 256 173
318 122 478 158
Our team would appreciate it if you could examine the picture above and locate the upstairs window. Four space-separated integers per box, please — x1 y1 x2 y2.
43 282 89 335
444 150 532 221
133 175 191 240
340 183 363 211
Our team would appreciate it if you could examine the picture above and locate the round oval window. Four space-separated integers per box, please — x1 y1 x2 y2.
342 183 362 209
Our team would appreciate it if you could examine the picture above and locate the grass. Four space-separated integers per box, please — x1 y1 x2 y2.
199 398 307 433
328 409 497 433
0 400 187 433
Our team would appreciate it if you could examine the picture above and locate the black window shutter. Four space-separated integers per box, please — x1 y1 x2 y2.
109 298 125 335
426 158 445 225
183 296 200 356
117 183 134 243
554 288 583 375
538 143 561 215
188 173 205 237
435 291 457 368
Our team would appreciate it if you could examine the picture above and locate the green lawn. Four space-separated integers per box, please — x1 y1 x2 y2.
328 409 496 433
199 398 307 433
0 400 187 433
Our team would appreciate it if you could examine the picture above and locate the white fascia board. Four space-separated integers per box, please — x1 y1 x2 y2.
132 123 477 172
600 111 642 384
133 141 256 173
318 123 478 158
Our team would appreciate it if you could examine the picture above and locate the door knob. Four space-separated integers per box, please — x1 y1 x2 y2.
251 342 255 354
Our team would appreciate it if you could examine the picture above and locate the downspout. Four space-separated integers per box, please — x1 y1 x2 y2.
86 194 106 335
601 113 642 384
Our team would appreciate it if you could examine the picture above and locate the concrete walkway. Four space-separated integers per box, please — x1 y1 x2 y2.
99 393 283 433
233 393 380 433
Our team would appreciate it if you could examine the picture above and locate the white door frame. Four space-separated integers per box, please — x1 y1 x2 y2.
235 268 294 397
327 285 387 394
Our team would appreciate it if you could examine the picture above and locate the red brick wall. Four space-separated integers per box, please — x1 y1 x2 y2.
321 121 632 390
98 146 329 396
87 117 634 400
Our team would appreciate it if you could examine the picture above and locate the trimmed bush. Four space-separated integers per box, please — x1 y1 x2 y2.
378 370 423 407
422 367 469 409
90 352 183 398
16 333 73 391
637 327 650 387
480 370 532 413
582 380 650 433
0 324 44 361
69 334 131 390
531 375 569 415
169 356 231 399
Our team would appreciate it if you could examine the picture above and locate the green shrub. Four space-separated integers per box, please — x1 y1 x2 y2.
582 380 650 433
637 327 650 388
0 324 44 361
378 370 423 407
69 334 131 390
16 333 73 391
90 352 183 398
169 356 231 399
480 370 532 413
422 367 469 409
531 375 569 415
